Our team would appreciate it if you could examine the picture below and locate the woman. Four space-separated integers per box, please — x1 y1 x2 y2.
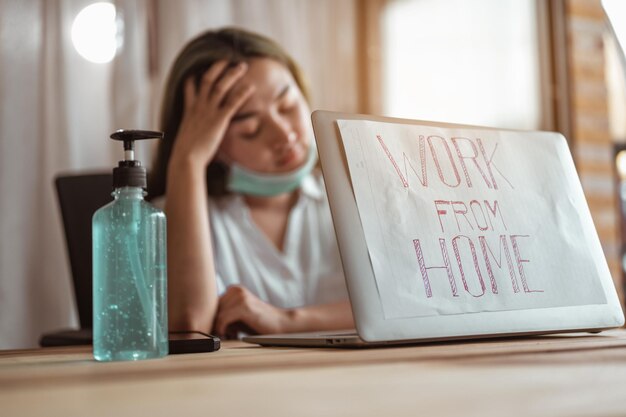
150 28 354 338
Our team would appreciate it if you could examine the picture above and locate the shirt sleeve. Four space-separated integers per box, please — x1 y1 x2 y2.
215 271 227 296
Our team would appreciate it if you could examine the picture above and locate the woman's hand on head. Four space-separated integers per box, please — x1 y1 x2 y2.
170 60 255 170
213 285 292 339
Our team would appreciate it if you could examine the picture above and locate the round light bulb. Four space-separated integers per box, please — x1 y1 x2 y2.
71 2 119 64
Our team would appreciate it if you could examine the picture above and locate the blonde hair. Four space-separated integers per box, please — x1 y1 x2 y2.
149 27 310 198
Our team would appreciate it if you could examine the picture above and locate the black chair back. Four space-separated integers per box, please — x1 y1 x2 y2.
55 173 113 329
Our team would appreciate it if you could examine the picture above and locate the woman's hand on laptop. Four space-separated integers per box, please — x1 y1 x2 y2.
214 285 356 339
214 285 292 338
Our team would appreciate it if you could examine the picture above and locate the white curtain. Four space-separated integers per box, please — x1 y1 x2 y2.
0 0 359 349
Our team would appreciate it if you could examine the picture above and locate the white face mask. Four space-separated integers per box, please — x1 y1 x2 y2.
226 141 318 196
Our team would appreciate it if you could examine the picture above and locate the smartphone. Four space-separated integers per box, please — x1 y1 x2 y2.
168 331 221 354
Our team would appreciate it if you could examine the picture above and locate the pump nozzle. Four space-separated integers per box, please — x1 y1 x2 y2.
111 130 163 159
110 129 164 189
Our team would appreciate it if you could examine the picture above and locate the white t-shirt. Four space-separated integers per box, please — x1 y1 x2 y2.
154 172 348 309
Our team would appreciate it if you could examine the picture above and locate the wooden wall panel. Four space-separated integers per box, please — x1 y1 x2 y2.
565 0 622 302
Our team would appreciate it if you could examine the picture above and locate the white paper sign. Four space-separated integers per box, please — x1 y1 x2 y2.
337 119 607 319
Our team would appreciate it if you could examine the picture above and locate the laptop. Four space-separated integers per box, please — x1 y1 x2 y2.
243 110 625 348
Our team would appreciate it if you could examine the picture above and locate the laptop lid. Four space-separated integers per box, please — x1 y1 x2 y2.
312 110 624 343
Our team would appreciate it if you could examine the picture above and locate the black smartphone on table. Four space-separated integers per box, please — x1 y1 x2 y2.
168 331 221 354
41 329 220 354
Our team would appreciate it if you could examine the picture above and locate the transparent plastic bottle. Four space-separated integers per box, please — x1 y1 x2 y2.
93 130 168 361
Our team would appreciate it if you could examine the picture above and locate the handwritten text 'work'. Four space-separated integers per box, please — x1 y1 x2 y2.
376 134 514 190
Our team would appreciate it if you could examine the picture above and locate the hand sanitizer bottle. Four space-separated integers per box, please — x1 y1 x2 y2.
93 130 168 361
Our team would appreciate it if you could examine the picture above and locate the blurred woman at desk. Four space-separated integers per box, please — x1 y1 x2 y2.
150 28 353 339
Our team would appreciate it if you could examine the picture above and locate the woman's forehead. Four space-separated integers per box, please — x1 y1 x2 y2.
240 58 295 99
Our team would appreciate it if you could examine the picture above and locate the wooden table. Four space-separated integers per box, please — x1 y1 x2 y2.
2 330 626 417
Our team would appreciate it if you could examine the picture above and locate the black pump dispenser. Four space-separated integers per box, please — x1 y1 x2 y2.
110 129 163 189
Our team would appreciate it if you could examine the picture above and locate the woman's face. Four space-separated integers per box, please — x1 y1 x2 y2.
218 58 312 174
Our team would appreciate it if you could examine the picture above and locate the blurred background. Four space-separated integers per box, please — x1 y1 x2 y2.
1 0 625 349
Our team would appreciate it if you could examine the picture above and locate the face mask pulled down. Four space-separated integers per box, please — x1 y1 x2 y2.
226 142 318 197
